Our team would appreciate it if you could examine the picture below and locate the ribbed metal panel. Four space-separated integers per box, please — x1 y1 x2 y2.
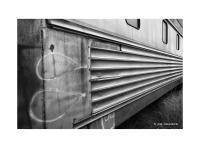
90 46 183 114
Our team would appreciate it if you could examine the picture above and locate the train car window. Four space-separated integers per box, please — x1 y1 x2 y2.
125 19 140 29
162 20 168 44
176 34 180 50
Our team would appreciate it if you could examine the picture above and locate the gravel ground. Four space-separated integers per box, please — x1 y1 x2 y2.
116 84 183 129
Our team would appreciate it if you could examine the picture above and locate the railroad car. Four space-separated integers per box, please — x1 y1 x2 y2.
17 19 183 129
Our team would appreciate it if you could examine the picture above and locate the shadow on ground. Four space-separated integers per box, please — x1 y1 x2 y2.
116 84 183 129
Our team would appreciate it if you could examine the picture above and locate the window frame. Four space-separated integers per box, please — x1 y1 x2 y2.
125 19 140 30
176 34 180 50
162 20 168 44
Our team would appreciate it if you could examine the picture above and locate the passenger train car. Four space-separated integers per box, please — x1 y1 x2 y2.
17 19 183 129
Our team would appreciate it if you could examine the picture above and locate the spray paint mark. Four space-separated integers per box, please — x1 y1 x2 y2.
101 113 115 129
32 51 87 124
36 52 79 80
29 89 86 123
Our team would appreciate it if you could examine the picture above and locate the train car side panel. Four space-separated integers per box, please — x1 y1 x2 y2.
70 19 182 56
41 28 91 128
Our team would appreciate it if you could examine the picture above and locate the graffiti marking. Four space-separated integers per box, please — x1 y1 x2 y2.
36 52 79 80
29 89 86 123
101 113 115 129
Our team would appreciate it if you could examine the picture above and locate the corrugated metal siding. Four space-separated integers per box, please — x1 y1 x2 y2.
90 46 182 114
